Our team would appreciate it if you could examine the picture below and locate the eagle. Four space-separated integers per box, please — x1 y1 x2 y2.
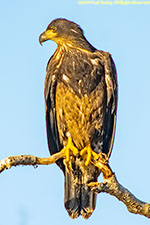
39 18 118 219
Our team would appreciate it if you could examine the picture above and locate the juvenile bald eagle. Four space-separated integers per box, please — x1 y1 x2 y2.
39 18 118 219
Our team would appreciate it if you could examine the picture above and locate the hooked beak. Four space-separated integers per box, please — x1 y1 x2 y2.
39 29 57 45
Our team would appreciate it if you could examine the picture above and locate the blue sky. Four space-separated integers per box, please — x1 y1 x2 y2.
0 1 150 225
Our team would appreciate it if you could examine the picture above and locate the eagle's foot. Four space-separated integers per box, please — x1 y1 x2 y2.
61 138 78 173
88 182 102 193
96 153 109 164
80 145 109 166
80 144 99 166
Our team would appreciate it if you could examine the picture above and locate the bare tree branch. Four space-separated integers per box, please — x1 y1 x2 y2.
89 175 150 218
0 152 150 218
89 160 150 218
0 152 65 173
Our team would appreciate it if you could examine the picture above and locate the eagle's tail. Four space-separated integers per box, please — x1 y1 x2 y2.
64 158 99 219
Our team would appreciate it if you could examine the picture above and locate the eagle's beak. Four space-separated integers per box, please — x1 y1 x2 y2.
39 30 57 45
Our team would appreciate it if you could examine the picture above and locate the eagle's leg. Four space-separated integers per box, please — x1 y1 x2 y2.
60 137 79 172
80 144 108 166
80 144 99 166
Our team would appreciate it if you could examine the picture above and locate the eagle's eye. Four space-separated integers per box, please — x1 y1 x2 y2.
50 26 57 32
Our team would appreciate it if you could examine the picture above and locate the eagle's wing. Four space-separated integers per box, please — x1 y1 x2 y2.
105 54 118 157
44 57 65 171
94 52 118 157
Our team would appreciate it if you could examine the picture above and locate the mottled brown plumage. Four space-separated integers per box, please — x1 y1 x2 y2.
39 18 118 219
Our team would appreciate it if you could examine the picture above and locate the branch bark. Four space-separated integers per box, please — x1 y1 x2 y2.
0 153 150 218
0 152 65 173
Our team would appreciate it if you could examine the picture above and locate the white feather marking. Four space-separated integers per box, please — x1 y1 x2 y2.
73 61 75 70
70 29 78 34
62 74 69 82
90 58 99 66
52 75 55 81
105 74 113 103
105 73 116 113
66 132 71 138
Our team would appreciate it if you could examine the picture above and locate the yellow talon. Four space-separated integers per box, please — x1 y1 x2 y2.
66 148 70 162
61 138 78 159
80 144 99 166
65 137 78 157
88 182 99 187
60 137 79 172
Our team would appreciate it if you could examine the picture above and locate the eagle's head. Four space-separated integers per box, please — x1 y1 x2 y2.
39 18 95 51
39 18 84 45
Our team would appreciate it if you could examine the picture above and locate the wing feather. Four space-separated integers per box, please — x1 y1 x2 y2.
44 59 65 171
103 53 118 157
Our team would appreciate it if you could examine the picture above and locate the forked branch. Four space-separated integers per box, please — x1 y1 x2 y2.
0 153 150 218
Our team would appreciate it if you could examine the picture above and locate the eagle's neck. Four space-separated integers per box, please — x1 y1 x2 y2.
55 36 96 53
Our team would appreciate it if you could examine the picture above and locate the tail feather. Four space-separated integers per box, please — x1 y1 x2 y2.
64 157 99 219
80 184 97 219
64 170 81 218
